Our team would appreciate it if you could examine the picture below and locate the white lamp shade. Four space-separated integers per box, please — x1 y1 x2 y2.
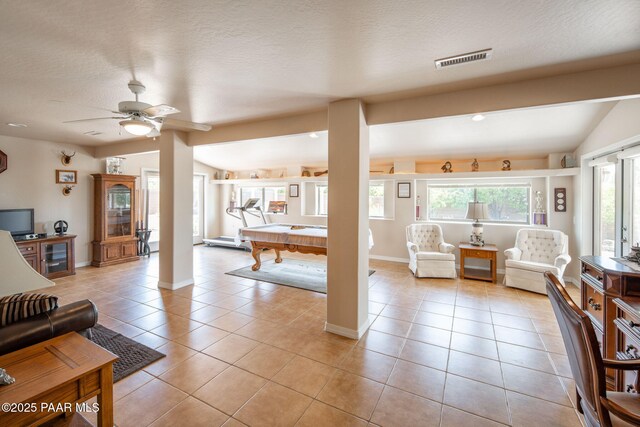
465 202 490 221
0 231 54 297
120 118 154 136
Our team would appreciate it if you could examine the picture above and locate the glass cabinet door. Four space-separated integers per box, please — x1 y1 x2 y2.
107 183 132 238
41 242 69 276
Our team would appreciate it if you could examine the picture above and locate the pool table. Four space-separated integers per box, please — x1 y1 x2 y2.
237 224 328 271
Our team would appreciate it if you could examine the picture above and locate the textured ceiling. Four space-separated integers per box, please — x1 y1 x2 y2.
0 0 639 146
193 101 615 170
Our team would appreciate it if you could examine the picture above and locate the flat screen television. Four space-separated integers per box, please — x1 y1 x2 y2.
0 209 35 237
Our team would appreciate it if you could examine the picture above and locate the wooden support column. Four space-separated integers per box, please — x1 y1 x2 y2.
326 99 370 339
158 130 194 290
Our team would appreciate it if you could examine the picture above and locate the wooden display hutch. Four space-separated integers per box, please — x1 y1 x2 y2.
91 174 139 267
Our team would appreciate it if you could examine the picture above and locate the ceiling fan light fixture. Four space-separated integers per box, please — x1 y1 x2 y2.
120 118 154 136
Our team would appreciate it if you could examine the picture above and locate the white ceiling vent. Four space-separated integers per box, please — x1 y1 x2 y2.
435 49 493 70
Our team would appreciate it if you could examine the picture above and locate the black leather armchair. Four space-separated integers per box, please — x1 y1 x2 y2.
0 299 98 356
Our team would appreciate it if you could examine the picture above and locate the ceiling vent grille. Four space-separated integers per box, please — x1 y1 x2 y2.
435 49 493 70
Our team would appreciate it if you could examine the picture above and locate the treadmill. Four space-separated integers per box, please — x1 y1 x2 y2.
203 198 266 250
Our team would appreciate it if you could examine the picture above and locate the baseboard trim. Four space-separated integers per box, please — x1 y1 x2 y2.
369 255 410 263
158 278 194 290
325 317 371 340
75 261 91 268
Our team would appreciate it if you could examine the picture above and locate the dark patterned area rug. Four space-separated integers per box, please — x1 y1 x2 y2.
89 324 164 382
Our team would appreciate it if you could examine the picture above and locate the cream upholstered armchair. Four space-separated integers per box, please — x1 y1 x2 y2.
406 224 456 278
504 228 571 294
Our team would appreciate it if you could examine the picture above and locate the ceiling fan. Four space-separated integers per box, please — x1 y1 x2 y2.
63 81 212 137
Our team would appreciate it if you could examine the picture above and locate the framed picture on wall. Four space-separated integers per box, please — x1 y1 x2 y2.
397 182 411 198
56 169 77 184
289 184 299 198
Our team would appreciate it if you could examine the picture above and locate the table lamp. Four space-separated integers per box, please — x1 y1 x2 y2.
465 201 490 246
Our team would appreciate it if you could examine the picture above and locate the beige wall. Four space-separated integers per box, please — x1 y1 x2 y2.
575 99 640 159
0 135 101 266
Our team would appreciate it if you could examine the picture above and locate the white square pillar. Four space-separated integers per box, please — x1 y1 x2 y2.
158 131 194 290
326 99 370 339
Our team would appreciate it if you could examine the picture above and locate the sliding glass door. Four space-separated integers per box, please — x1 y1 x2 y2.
594 163 618 257
193 175 205 245
141 170 206 251
627 157 640 250
593 147 640 257
142 170 160 253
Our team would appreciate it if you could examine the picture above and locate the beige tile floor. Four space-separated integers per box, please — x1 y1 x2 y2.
50 246 584 426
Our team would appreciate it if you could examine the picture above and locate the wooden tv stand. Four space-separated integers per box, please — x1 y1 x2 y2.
15 235 76 279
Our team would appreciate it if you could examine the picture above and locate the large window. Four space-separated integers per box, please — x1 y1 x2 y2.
369 182 385 218
316 185 329 215
239 186 286 212
311 181 392 218
428 184 530 223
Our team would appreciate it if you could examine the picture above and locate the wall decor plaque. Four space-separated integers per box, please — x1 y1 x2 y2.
0 150 6 174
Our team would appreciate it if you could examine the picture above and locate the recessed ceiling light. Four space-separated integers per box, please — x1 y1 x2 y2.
309 132 319 138
471 114 485 122
7 123 27 128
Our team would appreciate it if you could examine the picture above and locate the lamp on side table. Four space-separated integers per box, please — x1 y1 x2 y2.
465 201 490 246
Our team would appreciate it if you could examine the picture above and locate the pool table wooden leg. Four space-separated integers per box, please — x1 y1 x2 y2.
274 249 282 263
251 244 262 271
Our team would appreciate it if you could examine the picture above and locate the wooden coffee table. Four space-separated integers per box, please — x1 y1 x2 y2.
459 243 499 283
0 332 117 427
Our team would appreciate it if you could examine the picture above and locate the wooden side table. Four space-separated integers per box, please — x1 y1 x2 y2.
0 333 117 427
459 243 499 283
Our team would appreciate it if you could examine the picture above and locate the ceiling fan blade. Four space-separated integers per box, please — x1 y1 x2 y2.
63 116 125 123
143 104 180 117
163 117 212 132
49 100 120 115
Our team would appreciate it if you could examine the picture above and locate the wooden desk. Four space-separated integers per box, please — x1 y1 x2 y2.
0 333 117 427
459 243 498 283
580 256 640 391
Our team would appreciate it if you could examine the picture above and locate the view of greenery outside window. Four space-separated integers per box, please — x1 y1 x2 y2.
369 182 385 217
597 164 616 257
428 184 531 223
240 186 286 211
316 185 329 215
